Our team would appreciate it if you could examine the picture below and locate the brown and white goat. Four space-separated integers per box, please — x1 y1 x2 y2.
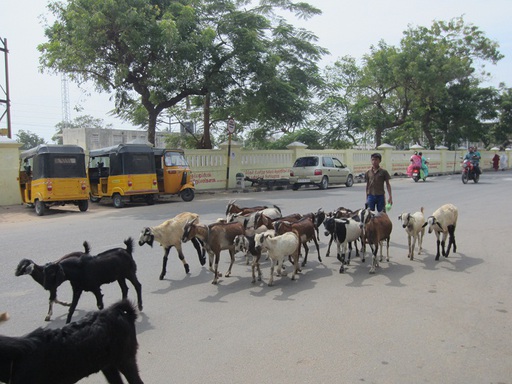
138 212 205 280
225 200 268 218
274 216 321 267
422 203 458 260
360 209 393 274
182 219 244 284
398 207 425 260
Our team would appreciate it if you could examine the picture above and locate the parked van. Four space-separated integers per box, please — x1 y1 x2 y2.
88 144 158 208
19 144 89 216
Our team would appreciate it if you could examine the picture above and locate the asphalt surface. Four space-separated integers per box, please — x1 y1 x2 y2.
1 172 511 384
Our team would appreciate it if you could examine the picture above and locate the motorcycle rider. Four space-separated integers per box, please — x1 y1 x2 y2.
418 151 429 180
464 146 482 175
407 151 422 178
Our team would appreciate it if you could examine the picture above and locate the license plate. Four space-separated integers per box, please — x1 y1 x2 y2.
298 178 310 183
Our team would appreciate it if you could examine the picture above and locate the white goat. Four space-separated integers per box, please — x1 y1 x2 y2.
423 204 458 260
138 212 205 280
398 207 425 260
258 232 300 286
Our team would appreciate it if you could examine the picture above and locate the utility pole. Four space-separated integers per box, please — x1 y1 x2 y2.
0 37 12 138
61 74 71 128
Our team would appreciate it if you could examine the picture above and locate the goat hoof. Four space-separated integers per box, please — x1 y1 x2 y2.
184 264 190 274
44 316 51 322
369 270 376 274
138 304 143 311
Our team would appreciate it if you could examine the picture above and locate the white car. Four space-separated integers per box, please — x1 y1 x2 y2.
289 155 354 190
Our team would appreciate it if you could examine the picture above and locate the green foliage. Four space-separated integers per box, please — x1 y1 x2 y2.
318 16 504 149
16 130 45 150
39 0 326 148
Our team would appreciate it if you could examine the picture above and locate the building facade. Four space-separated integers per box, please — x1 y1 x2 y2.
62 127 169 150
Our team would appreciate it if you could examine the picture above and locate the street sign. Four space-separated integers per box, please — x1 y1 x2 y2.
227 118 235 134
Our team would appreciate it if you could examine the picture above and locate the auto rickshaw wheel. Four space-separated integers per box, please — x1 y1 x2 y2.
112 193 125 208
35 200 46 216
78 200 89 212
89 194 100 203
181 188 195 202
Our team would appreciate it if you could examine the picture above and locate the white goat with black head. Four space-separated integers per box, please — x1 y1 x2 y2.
139 212 205 280
422 204 458 260
398 207 425 260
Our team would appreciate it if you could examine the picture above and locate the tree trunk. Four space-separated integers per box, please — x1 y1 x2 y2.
375 126 383 148
422 113 436 149
200 93 213 149
147 111 158 146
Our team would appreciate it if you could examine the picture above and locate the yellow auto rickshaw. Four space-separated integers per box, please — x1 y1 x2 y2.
153 148 195 202
19 144 90 216
88 143 158 208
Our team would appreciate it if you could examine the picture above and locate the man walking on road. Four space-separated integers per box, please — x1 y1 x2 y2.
365 152 393 212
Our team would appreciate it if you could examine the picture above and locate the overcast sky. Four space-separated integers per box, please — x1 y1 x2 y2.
1 0 511 142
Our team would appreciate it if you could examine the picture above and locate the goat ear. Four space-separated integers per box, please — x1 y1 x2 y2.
421 222 428 228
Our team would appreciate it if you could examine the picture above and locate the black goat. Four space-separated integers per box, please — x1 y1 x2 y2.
0 300 144 384
43 238 143 324
15 241 90 321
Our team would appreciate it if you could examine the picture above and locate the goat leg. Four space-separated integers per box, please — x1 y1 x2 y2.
66 290 83 324
192 237 206 266
159 251 169 280
176 249 190 274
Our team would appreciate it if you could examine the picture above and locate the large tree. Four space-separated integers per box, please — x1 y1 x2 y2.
38 0 325 148
319 17 503 148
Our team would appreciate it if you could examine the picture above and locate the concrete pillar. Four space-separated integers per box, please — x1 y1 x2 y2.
0 137 23 205
219 140 242 189
286 141 308 164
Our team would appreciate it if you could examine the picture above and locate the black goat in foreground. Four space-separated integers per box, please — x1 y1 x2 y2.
0 300 144 384
43 238 143 324
15 241 90 321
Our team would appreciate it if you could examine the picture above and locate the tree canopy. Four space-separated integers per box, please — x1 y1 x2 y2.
318 17 505 149
16 130 45 150
39 0 326 148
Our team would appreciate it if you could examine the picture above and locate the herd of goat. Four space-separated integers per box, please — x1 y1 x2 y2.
0 199 459 383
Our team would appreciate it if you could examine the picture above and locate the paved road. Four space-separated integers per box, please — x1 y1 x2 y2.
1 172 511 383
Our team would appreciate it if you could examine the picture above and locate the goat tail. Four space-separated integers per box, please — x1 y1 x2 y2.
83 241 91 254
124 237 134 255
273 204 282 214
420 207 424 213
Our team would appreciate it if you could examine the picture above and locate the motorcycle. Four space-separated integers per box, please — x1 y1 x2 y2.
461 159 480 184
407 163 427 182
411 166 421 182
